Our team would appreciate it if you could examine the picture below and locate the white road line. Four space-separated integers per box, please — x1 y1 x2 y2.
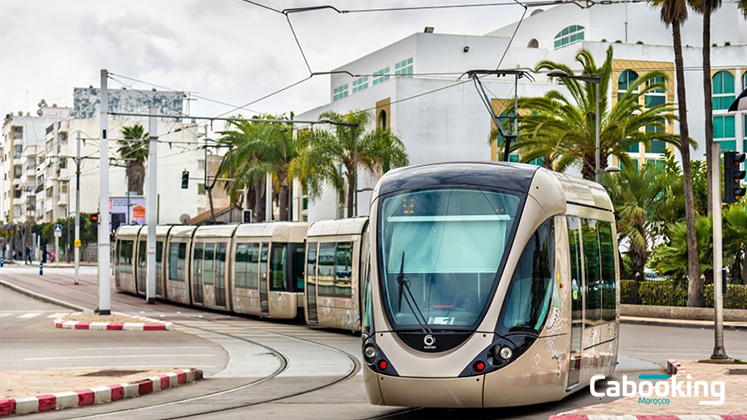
18 313 41 319
47 313 69 319
44 365 216 370
0 310 68 313
75 346 212 351
0 313 12 318
24 354 216 361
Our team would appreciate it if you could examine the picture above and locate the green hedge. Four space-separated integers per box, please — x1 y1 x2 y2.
702 284 747 309
636 280 688 307
621 280 636 304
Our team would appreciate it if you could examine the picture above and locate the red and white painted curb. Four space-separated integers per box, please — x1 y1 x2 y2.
0 369 202 417
550 361 746 420
53 312 173 331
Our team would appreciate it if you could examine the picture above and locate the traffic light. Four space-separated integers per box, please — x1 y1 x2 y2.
242 209 252 224
90 213 99 223
724 151 746 203
181 170 189 189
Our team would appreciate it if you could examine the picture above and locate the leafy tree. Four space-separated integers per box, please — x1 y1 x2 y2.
653 215 713 283
118 124 149 195
511 46 682 179
724 203 747 284
291 110 408 218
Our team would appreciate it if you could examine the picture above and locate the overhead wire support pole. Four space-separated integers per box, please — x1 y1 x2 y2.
711 142 728 360
353 123 359 217
98 69 111 316
74 131 81 285
146 105 158 304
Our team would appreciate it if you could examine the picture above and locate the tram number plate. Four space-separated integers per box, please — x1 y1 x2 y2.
428 317 455 325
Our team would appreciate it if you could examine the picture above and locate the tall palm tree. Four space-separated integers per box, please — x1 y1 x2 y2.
291 110 408 218
511 46 682 179
651 0 703 307
689 0 721 214
118 124 149 195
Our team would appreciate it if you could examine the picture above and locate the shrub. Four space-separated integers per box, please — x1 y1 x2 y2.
621 279 637 304
702 284 747 309
637 280 688 307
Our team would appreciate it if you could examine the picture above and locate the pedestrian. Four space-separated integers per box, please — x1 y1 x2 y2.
42 247 48 264
25 245 31 265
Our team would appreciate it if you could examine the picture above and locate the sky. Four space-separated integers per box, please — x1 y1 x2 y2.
0 0 526 119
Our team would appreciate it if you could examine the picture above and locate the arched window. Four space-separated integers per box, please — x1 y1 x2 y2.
554 25 585 49
378 110 387 129
645 76 666 108
617 70 639 102
712 71 735 110
527 38 539 48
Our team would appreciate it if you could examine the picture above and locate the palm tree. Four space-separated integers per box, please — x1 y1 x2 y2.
118 124 149 195
511 46 682 179
291 110 408 218
654 215 714 284
724 203 747 284
602 162 675 298
651 0 703 307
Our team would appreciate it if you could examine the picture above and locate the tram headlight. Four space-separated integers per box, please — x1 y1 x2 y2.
364 343 378 364
499 346 513 360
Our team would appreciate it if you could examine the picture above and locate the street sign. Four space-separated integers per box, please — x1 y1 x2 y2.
74 239 82 247
54 224 62 237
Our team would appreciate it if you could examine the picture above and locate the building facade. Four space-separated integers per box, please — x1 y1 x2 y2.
297 2 747 221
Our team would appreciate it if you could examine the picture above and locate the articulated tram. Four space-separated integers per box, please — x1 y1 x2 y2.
113 219 370 328
362 162 620 408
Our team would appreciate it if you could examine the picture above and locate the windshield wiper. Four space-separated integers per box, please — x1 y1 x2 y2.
396 252 433 336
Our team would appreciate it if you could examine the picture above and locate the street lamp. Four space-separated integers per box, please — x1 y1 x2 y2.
546 69 602 183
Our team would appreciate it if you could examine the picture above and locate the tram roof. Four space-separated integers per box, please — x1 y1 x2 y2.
552 172 613 211
167 225 198 238
136 226 173 237
234 222 309 241
193 224 241 238
115 225 143 237
307 217 368 237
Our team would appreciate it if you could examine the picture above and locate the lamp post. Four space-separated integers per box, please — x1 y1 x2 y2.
546 70 602 183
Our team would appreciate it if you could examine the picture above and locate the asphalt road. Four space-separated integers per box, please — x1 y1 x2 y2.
3 265 747 420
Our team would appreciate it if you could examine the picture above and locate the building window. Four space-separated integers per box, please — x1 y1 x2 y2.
373 68 390 85
713 115 736 151
618 70 639 100
527 38 539 48
13 165 21 178
12 126 22 140
13 145 22 159
645 159 665 169
554 25 585 49
198 183 206 195
394 58 413 77
59 133 67 144
378 110 387 129
352 76 369 93
645 76 666 108
197 159 206 170
333 84 349 101
712 71 735 110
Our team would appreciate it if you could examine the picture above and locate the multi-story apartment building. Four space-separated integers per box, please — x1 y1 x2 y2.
297 2 747 221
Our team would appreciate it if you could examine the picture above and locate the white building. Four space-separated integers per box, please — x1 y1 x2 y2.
297 2 747 221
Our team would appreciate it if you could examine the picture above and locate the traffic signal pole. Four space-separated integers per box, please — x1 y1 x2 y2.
98 69 111 316
146 105 157 304
74 131 81 285
711 142 728 360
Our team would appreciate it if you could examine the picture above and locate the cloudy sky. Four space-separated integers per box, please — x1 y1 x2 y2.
0 0 525 119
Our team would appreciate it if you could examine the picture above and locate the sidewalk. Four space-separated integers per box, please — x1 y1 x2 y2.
551 360 747 419
622 315 747 330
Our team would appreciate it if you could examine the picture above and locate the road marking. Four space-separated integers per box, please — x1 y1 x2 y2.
0 313 12 318
18 313 41 319
47 313 69 319
75 346 212 351
24 354 216 361
45 365 216 370
0 310 64 313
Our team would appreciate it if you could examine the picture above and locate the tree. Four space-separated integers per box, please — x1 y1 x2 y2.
724 203 747 284
650 0 703 307
602 162 678 296
654 215 713 284
291 110 408 218
118 124 149 195
512 46 682 179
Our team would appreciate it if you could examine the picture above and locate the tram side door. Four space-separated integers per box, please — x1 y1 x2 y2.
306 243 319 324
567 216 583 390
259 242 270 316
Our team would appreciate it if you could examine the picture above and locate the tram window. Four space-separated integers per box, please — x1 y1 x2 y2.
168 242 185 281
582 219 602 323
138 241 147 268
156 241 163 263
270 243 288 291
119 240 133 273
246 244 259 288
567 216 583 314
335 242 353 298
216 243 227 283
307 243 318 286
318 243 336 297
599 222 616 321
234 244 248 287
499 218 555 334
290 243 306 292
177 243 187 280
193 243 204 278
203 243 215 285
362 260 372 335
260 243 269 285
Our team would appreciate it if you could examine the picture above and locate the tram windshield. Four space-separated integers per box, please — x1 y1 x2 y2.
378 188 521 330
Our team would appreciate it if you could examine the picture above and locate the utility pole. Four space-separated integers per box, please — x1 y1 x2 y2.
265 174 272 222
74 131 81 285
711 142 728 360
146 105 157 304
353 124 359 217
98 69 111 315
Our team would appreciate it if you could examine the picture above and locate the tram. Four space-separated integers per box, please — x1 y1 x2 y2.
362 162 619 408
113 220 369 325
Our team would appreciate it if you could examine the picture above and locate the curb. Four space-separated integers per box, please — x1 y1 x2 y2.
550 361 747 420
54 313 173 331
0 369 203 417
0 279 87 312
621 317 747 331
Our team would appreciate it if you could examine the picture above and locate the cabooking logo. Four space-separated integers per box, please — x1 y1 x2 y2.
590 374 726 406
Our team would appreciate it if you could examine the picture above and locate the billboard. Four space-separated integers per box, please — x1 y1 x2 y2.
110 195 146 225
